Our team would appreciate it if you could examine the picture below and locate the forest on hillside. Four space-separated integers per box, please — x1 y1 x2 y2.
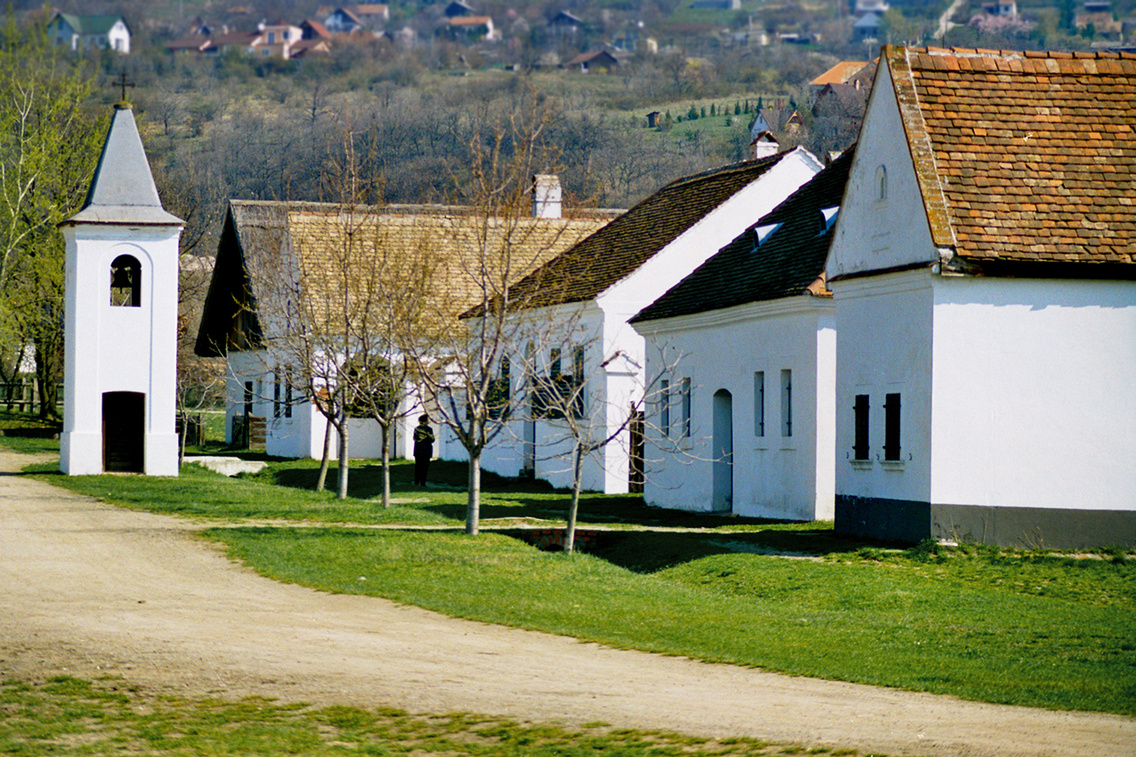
8 0 1123 255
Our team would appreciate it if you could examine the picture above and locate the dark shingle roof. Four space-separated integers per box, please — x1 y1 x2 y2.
505 153 796 310
887 46 1136 268
632 148 854 324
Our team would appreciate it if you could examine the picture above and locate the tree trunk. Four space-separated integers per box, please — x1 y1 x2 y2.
380 421 391 508
34 335 61 421
177 412 187 468
466 451 481 535
337 418 350 500
315 416 333 492
565 444 583 553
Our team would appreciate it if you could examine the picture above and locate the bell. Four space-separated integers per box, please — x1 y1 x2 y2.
110 261 136 289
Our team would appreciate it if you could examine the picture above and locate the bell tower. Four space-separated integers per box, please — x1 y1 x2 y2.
60 104 183 475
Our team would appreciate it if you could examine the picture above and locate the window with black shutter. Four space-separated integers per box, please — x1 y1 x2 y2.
884 393 901 461
854 394 870 460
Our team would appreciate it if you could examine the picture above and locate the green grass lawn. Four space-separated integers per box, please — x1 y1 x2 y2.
12 438 1136 718
0 676 805 757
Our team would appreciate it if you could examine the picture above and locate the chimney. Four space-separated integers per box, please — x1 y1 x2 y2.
532 174 561 219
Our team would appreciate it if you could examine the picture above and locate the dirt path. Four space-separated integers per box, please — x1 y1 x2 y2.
0 451 1131 756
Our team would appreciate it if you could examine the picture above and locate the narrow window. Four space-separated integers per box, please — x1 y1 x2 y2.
571 346 585 418
660 379 670 438
780 369 792 438
884 393 902 461
109 254 141 307
489 355 510 419
284 369 293 418
680 378 691 438
875 165 888 201
550 348 561 376
273 367 281 418
754 371 765 437
854 394 870 460
243 381 253 417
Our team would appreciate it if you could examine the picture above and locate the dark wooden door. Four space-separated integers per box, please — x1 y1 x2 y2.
103 392 145 473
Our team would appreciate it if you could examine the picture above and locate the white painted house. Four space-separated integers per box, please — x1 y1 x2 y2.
826 46 1136 548
60 106 183 475
630 150 853 521
195 198 608 462
48 13 131 54
465 150 823 494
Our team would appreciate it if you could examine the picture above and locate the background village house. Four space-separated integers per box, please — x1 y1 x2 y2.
47 13 131 54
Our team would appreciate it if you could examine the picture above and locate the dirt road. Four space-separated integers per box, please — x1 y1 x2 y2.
0 451 1131 756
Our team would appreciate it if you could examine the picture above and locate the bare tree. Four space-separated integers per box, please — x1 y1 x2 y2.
407 97 579 535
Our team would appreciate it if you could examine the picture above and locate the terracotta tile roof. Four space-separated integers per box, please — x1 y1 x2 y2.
196 200 607 356
632 149 854 323
503 153 798 310
810 60 869 86
885 45 1136 268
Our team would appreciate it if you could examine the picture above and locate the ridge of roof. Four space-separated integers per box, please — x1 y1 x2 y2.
882 45 1136 268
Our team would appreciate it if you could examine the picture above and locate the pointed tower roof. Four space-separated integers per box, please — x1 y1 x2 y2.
66 105 182 226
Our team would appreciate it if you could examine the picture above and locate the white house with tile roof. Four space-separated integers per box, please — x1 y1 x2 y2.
630 150 853 521
195 199 609 461
826 46 1136 548
461 150 823 494
60 106 183 475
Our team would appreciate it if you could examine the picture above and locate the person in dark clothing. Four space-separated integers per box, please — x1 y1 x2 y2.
413 414 435 486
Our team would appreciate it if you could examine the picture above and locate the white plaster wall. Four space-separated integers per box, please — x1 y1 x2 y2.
637 297 835 521
929 276 1136 512
227 351 429 461
476 304 621 491
108 21 130 53
831 270 934 503
62 225 181 476
825 61 940 281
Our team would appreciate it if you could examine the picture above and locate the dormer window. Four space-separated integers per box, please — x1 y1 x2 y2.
752 222 781 251
820 206 839 234
109 254 141 307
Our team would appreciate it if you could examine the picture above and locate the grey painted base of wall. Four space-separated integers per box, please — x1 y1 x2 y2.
835 496 1136 549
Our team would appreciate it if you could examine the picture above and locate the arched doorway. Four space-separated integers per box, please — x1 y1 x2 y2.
103 392 145 472
712 389 733 512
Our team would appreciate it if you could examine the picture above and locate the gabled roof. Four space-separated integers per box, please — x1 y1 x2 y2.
632 149 854 324
52 13 129 36
810 60 869 86
196 200 610 357
550 11 584 24
885 46 1136 268
448 15 493 27
564 49 618 67
301 19 333 38
503 152 803 310
66 106 182 227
